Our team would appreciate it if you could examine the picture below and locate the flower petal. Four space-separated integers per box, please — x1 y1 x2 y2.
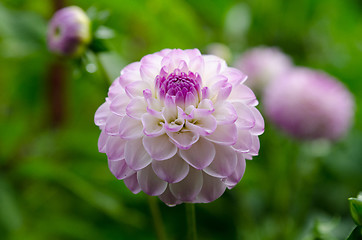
105 113 122 136
250 107 265 135
169 167 203 202
125 138 152 170
212 102 237 125
223 152 246 189
106 136 127 161
232 128 253 153
221 67 247 85
141 113 165 137
228 84 258 106
98 130 109 153
108 159 135 180
185 115 217 136
110 94 129 116
95 101 110 127
167 131 199 150
158 186 182 207
125 81 152 98
123 173 141 194
204 144 237 178
126 97 147 119
233 102 256 129
152 155 189 183
119 62 141 87
204 124 237 145
179 137 215 169
137 165 167 196
143 134 177 160
119 115 144 139
197 173 226 203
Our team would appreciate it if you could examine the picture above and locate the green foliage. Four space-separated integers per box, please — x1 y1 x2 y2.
0 0 361 239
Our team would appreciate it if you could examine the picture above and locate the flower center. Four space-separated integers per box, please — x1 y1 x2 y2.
155 69 201 107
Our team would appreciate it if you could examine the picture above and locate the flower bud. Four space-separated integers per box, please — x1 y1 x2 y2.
47 6 91 57
349 193 362 226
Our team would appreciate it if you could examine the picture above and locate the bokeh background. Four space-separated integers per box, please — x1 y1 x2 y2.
0 0 361 239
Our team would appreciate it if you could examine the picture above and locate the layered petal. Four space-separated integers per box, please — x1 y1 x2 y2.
143 134 177 160
152 155 189 183
124 138 152 170
179 137 215 169
137 165 167 196
169 167 203 202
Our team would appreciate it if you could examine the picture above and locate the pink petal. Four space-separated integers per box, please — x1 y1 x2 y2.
105 113 122 136
202 55 226 80
140 63 160 83
152 155 189 183
106 136 127 161
110 94 129 116
95 101 110 127
204 144 237 178
119 116 144 139
204 124 237 145
108 159 135 180
229 84 258 106
221 67 247 85
123 173 141 194
137 165 167 196
167 131 199 150
141 113 165 137
98 131 109 153
223 153 246 189
108 79 123 100
158 186 182 207
126 97 147 119
249 107 265 135
196 173 226 203
188 55 204 75
212 102 237 125
179 137 215 169
124 138 152 170
185 115 217 136
119 62 141 87
125 81 152 98
142 135 177 160
233 102 256 129
215 83 232 103
232 128 253 153
248 135 260 157
169 167 203 202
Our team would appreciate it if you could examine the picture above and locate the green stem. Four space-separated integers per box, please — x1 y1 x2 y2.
186 204 197 240
147 196 167 240
94 53 112 88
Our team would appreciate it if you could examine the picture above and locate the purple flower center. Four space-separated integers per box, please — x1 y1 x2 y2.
155 69 201 107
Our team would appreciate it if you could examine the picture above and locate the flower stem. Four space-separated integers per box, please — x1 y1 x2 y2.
147 195 167 240
186 204 197 240
94 53 112 88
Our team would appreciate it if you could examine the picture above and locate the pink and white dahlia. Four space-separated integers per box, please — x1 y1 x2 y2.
95 49 264 206
234 47 292 93
264 67 354 140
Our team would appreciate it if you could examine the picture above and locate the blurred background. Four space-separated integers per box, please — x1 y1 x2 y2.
0 0 361 239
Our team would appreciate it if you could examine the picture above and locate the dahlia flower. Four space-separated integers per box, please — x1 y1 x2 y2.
234 47 292 92
264 67 354 140
47 6 91 57
95 49 264 206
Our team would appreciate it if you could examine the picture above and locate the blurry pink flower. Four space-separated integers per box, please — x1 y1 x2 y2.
234 47 292 92
47 6 91 57
95 49 264 206
264 67 354 140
